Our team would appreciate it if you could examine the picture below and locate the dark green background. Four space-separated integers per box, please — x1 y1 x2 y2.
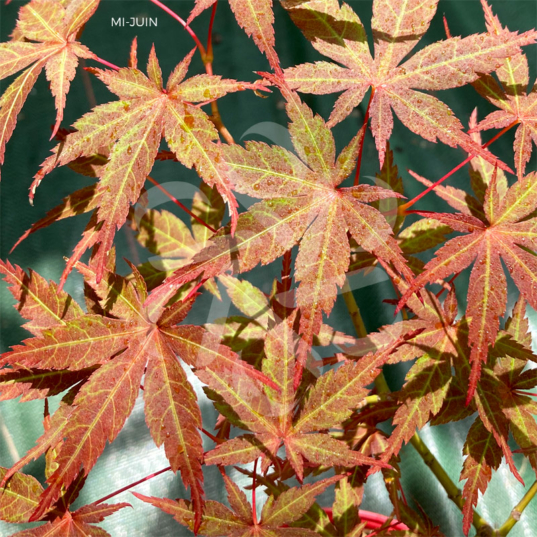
1 0 536 535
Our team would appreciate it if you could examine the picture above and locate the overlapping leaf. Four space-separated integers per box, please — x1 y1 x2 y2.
283 0 537 167
187 0 281 74
471 0 537 178
146 85 413 382
0 260 275 529
202 314 400 480
1 467 129 536
32 47 258 281
0 0 100 172
398 169 537 402
134 470 341 537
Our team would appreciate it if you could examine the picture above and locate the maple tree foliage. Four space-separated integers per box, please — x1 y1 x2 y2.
282 0 536 167
1 0 537 536
0 0 100 173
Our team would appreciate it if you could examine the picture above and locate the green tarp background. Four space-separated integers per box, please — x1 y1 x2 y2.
1 0 536 535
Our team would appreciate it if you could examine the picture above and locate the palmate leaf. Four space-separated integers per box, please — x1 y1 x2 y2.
398 170 537 402
347 144 451 276
282 0 537 167
450 297 537 535
203 315 398 480
133 471 340 537
0 262 276 529
32 47 258 282
0 0 100 171
146 85 413 381
0 467 129 536
471 0 537 178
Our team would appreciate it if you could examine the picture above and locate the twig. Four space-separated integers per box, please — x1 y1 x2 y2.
149 0 206 56
341 279 368 338
340 287 492 534
0 411 20 465
497 480 537 536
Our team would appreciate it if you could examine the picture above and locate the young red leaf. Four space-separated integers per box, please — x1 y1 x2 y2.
33 48 257 281
398 172 537 401
147 87 413 380
283 0 537 168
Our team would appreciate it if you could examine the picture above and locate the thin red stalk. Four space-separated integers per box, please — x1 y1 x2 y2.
435 272 460 298
514 391 537 398
207 1 218 59
93 466 171 505
252 459 258 525
354 87 375 186
400 120 519 212
443 15 452 38
201 427 225 444
91 56 121 71
146 175 217 234
149 0 206 57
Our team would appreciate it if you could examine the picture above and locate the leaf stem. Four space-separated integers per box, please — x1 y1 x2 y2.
340 282 492 534
353 87 375 186
91 56 121 71
400 120 518 212
93 466 171 505
497 480 537 536
149 0 207 57
201 427 225 444
341 279 367 338
252 458 259 525
207 1 218 61
146 175 217 234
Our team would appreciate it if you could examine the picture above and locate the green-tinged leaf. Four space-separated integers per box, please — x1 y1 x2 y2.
0 468 43 523
219 274 273 328
261 476 342 527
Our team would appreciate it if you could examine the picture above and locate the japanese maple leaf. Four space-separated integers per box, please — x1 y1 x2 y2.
186 0 281 75
341 260 536 484
134 471 342 537
200 315 399 481
471 1 537 179
31 47 256 282
0 467 129 536
397 169 537 403
455 297 537 535
282 0 537 166
146 84 414 383
0 0 100 171
0 257 275 529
